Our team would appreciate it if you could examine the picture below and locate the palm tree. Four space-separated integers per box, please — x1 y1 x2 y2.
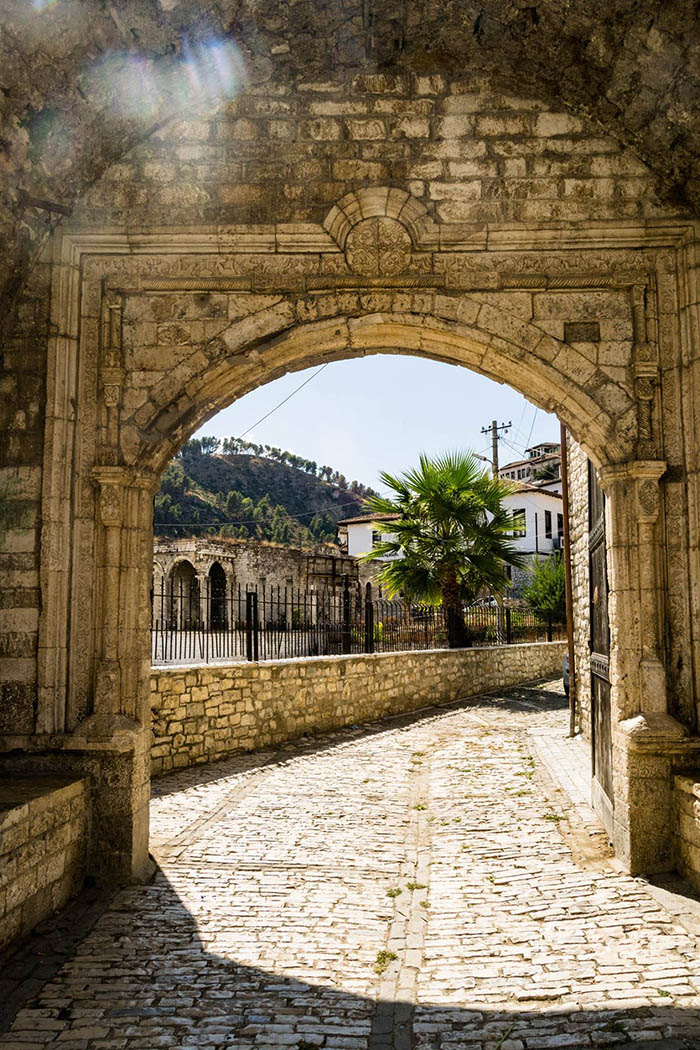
362 451 524 648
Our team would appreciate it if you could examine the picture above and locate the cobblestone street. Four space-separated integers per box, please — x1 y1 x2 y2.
4 680 700 1049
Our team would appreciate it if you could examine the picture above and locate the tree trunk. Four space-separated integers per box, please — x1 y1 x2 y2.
441 564 470 648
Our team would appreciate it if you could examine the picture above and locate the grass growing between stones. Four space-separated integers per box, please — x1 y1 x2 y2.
374 950 398 974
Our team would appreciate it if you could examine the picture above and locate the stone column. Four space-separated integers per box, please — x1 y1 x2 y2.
65 465 158 884
93 469 124 725
197 572 209 629
600 460 687 873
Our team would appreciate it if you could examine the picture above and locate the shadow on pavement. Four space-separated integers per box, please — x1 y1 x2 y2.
1 865 698 1049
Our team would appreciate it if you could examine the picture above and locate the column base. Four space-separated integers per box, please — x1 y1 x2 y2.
612 712 690 874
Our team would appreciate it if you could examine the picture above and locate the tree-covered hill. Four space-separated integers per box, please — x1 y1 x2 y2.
154 437 377 546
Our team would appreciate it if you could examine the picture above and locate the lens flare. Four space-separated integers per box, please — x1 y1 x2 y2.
84 36 245 126
181 37 246 105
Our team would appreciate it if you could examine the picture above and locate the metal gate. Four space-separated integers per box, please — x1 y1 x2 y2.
588 460 614 835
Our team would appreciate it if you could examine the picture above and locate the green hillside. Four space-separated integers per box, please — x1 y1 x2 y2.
154 437 377 546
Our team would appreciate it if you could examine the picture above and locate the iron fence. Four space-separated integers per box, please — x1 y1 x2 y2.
151 576 565 666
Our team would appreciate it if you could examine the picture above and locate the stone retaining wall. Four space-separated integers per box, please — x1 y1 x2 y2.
673 772 700 892
151 642 566 775
0 777 88 956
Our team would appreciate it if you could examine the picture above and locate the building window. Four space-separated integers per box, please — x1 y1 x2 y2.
372 530 382 547
544 510 552 539
512 509 526 537
557 513 564 539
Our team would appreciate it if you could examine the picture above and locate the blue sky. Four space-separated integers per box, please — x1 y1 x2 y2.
195 355 558 489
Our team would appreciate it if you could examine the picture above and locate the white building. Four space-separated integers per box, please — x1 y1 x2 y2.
499 441 562 493
336 513 400 558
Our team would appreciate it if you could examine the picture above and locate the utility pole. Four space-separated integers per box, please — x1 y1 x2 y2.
480 419 512 475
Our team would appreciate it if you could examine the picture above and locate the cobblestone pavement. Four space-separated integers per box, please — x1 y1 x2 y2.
3 680 700 1049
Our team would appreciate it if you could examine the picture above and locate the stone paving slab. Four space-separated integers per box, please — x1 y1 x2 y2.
528 727 603 842
2 679 700 1049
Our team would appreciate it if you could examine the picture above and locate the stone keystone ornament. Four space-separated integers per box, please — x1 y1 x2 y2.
344 216 412 277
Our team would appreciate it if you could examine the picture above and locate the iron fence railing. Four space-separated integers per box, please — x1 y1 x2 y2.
151 577 565 666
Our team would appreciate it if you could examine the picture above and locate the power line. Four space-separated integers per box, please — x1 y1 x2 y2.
525 406 539 449
514 400 528 441
237 363 330 440
505 424 529 448
502 436 527 457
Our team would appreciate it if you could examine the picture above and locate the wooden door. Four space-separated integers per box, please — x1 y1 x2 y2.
588 460 614 834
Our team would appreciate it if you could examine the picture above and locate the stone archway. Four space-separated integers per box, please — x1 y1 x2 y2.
136 304 633 478
209 562 228 630
29 203 699 883
168 559 199 630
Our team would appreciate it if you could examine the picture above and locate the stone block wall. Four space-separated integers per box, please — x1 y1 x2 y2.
151 641 566 774
0 262 51 737
673 772 700 893
78 74 669 231
567 438 591 738
0 777 88 956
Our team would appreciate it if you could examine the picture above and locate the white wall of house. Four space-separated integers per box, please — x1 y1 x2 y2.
502 489 564 556
345 522 398 558
346 522 374 556
498 442 562 494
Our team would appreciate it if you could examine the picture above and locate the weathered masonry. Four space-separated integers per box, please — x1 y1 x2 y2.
3 31 700 921
150 643 566 775
153 536 375 608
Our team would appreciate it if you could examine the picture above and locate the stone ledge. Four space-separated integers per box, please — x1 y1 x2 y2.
0 777 85 832
152 640 563 677
674 771 700 798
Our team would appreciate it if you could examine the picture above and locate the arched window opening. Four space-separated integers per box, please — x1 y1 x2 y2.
209 562 228 630
168 560 199 630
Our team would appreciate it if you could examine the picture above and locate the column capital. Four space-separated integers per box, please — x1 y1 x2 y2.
132 467 161 495
91 465 132 488
92 467 129 527
598 459 666 486
599 460 667 524
91 466 160 523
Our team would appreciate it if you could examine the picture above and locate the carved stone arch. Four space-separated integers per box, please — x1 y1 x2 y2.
131 291 634 476
194 556 230 579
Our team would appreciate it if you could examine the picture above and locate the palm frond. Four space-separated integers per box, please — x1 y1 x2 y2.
359 448 526 609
